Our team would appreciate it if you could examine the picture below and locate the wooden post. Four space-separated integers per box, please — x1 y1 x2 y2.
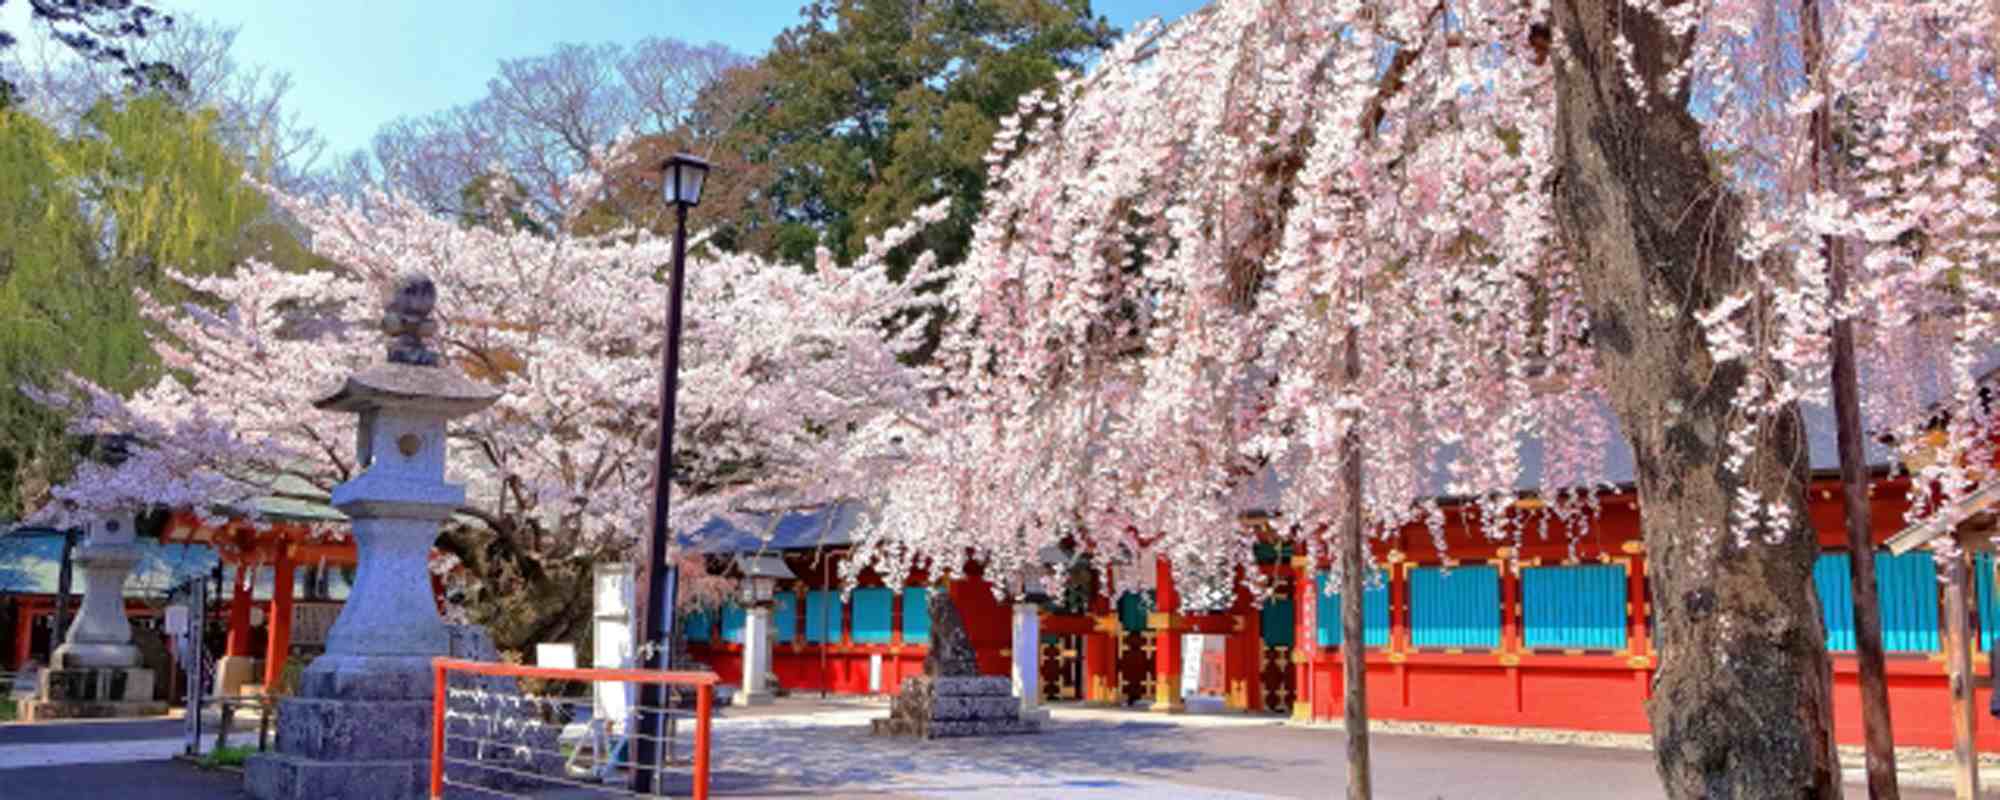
1151 556 1185 713
1944 546 1981 800
11 603 33 669
1340 322 1371 800
225 563 255 657
1294 556 1317 720
263 546 296 689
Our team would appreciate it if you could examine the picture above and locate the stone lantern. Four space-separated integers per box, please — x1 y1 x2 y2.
248 275 498 800
21 508 167 720
729 554 794 707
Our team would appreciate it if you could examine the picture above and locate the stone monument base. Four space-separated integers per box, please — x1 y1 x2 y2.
21 667 165 721
246 754 427 800
871 675 1042 739
245 694 434 800
246 626 557 800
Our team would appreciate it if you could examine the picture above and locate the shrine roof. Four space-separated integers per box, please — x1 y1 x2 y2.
0 534 218 598
684 502 864 555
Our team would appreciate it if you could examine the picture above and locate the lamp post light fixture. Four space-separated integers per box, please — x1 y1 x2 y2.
632 151 711 794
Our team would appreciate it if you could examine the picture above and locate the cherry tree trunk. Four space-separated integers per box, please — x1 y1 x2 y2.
1548 1 1840 797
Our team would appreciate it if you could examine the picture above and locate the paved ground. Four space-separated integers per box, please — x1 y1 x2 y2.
0 714 263 770
0 703 1971 799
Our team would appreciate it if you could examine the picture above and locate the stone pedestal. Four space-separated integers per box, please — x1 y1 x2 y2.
736 606 774 706
874 587 1041 738
245 311 501 800
21 666 163 720
24 515 165 720
1011 602 1049 723
217 655 261 696
246 504 461 800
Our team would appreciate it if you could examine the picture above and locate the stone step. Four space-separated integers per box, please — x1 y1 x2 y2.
931 676 1013 697
929 694 1023 722
925 718 1042 738
244 752 425 800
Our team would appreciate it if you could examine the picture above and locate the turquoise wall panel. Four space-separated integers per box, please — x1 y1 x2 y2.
1409 565 1501 649
1314 574 1391 647
1817 552 1939 653
1980 553 1998 651
1521 564 1626 650
772 593 798 643
852 588 895 643
805 591 840 643
1118 592 1151 634
683 609 712 643
903 588 931 644
1261 598 1295 647
720 604 746 644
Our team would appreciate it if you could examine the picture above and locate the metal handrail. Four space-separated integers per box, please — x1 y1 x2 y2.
428 657 716 800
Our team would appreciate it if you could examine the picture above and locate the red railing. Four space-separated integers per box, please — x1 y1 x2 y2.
429 657 718 799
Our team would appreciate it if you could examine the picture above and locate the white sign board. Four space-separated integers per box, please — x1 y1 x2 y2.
591 563 635 725
536 643 577 670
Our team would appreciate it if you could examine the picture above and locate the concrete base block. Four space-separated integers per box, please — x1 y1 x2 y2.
734 691 774 707
23 667 161 720
217 656 262 697
244 752 424 800
273 696 432 762
20 698 167 721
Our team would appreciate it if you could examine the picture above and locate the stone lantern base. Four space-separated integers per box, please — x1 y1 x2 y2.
20 665 164 721
245 626 558 800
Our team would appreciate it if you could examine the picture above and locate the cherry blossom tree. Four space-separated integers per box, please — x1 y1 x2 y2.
848 1 2000 796
33 145 947 654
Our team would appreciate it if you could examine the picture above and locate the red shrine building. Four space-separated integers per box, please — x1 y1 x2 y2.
1 484 357 701
683 400 2000 753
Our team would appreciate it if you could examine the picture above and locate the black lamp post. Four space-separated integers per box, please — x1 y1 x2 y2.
633 152 709 794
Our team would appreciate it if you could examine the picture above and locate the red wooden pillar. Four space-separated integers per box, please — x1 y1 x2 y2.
1389 556 1411 709
1151 556 1185 712
11 603 33 669
263 546 296 689
1083 587 1115 704
1293 556 1316 721
1625 542 1651 698
1226 568 1260 711
1495 555 1524 713
224 563 255 657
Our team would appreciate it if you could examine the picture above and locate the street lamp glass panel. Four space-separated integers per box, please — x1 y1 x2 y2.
664 153 711 208
739 575 775 606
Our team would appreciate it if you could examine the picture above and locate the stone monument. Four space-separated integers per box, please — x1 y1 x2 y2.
21 512 167 720
247 275 500 800
872 587 1040 739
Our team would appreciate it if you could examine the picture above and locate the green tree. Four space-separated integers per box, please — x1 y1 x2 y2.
0 109 147 515
63 96 277 290
0 96 305 516
742 0 1116 272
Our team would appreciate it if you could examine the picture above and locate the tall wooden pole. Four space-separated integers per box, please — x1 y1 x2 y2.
1943 548 1981 800
1803 1 1900 795
1340 323 1371 800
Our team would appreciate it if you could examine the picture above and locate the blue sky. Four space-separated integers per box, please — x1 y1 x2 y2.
17 1 1207 160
